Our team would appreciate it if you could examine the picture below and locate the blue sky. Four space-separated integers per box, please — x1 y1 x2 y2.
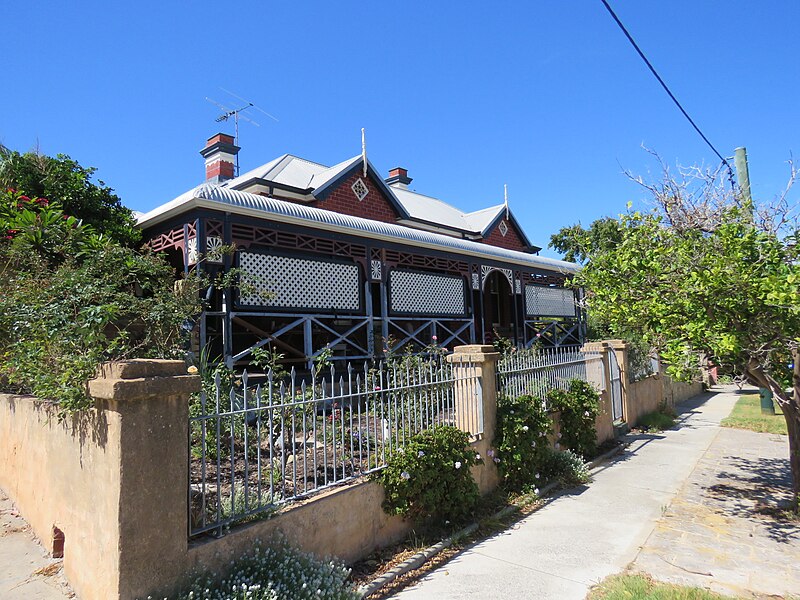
4 1 798 257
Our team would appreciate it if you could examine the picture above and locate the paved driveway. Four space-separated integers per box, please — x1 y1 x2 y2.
633 424 799 598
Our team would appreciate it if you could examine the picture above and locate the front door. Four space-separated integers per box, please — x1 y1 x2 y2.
482 271 515 345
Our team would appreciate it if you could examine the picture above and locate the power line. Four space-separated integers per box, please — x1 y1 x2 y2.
598 0 736 185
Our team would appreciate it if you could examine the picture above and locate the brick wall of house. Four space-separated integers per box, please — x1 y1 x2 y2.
313 171 399 224
481 219 528 252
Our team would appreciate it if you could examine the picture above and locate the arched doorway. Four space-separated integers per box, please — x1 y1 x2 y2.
482 270 515 344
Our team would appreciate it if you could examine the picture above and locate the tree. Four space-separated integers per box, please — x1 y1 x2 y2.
549 217 623 264
0 145 139 246
574 159 800 509
0 185 196 413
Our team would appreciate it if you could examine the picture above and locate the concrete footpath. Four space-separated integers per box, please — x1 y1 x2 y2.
0 489 74 599
393 388 742 600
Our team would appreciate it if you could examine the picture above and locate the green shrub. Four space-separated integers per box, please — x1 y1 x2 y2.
493 394 553 492
548 379 600 459
168 539 357 600
0 149 140 247
0 188 199 412
541 447 591 485
638 403 677 432
377 425 481 525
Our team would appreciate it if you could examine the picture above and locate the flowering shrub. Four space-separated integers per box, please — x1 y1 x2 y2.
1 188 99 265
0 188 199 412
377 425 481 524
168 540 357 599
493 394 553 491
547 379 600 458
540 447 591 485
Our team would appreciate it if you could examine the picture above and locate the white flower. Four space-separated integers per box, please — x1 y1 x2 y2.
475 453 481 460
531 441 536 448
535 473 540 479
417 450 425 458
400 471 411 480
522 425 529 432
454 461 462 469
534 487 540 495
584 411 590 417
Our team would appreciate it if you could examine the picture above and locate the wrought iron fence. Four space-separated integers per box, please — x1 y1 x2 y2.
189 355 482 537
496 347 605 402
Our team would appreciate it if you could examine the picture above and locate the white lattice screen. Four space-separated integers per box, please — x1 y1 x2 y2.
389 270 465 315
239 252 360 310
525 285 576 317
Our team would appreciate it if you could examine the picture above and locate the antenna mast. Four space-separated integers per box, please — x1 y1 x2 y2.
205 91 277 176
211 102 255 176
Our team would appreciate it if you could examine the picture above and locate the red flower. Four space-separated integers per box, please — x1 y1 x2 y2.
19 195 30 202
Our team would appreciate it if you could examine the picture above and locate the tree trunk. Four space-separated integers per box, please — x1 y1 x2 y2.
747 357 800 512
784 399 800 512
790 349 800 512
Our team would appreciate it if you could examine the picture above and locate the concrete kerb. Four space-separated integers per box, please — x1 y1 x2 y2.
356 443 625 598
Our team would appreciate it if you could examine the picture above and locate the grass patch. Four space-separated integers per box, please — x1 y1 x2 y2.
587 573 740 600
638 411 676 432
721 394 787 435
637 402 677 433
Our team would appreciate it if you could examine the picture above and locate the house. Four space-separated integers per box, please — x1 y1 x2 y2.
136 133 582 368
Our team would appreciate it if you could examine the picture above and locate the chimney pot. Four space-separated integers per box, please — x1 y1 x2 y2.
385 166 412 189
200 132 240 183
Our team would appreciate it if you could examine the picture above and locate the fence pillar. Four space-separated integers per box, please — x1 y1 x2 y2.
448 345 500 494
581 341 615 444
87 360 199 600
605 339 633 425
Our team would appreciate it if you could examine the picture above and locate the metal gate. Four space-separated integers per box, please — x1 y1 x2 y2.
609 350 624 422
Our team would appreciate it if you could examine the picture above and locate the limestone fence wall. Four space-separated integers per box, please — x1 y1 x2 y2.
628 371 704 428
0 342 702 600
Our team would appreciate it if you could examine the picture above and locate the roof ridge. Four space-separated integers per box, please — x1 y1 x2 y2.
465 203 504 217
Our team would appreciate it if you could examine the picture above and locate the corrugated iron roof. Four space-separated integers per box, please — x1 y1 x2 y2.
137 183 578 274
216 153 528 240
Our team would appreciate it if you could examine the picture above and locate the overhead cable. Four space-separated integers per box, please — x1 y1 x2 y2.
599 0 736 185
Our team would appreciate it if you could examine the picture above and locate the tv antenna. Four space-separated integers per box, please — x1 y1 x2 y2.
205 89 278 176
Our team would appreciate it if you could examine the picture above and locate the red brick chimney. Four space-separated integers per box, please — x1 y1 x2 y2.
385 167 412 189
200 133 240 183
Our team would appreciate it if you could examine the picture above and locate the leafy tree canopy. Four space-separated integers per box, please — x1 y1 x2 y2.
0 145 139 246
549 216 623 264
572 158 800 507
0 177 195 413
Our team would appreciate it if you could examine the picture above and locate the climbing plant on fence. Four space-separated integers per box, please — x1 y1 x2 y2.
377 425 482 525
493 394 553 492
548 379 600 459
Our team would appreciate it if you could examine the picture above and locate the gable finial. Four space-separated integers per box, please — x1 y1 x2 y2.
361 128 367 177
504 183 509 219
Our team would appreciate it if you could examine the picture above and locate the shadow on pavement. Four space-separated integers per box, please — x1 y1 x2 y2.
707 454 799 544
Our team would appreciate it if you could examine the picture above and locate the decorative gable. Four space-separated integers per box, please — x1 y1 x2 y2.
483 217 528 252
313 170 401 224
